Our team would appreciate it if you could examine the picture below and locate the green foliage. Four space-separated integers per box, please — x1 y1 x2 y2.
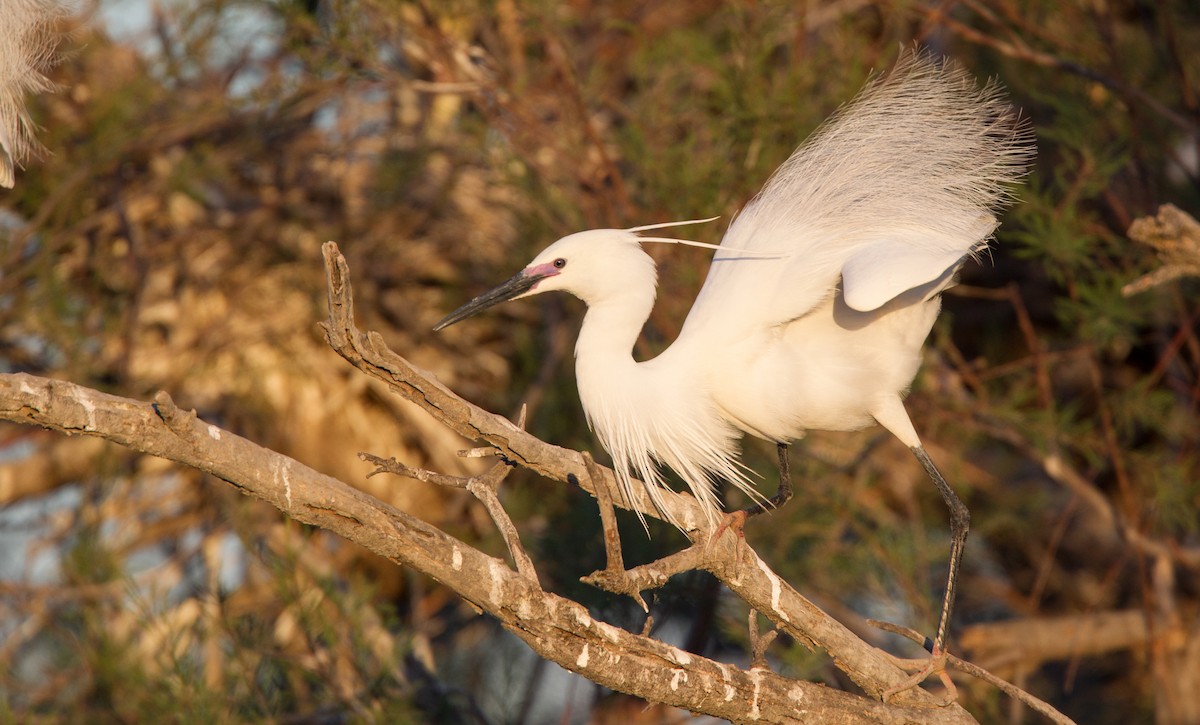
11 519 426 722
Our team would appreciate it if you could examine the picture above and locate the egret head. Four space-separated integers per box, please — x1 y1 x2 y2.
434 219 721 331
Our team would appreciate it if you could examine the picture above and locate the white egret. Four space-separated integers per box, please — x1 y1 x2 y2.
435 49 1034 663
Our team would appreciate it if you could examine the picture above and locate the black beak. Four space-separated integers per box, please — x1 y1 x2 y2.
433 270 544 331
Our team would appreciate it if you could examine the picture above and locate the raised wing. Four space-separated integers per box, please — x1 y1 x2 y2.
677 49 1031 343
841 216 995 312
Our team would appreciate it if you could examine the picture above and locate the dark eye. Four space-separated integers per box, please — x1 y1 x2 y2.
552 258 567 269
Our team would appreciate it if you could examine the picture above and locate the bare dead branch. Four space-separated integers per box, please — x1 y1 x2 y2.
0 370 975 723
582 450 648 611
360 451 538 583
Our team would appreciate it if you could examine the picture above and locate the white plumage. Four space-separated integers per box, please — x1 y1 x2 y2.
0 0 66 188
437 50 1033 527
435 49 1034 659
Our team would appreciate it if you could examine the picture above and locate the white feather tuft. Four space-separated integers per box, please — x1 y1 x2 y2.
577 350 765 528
0 0 69 188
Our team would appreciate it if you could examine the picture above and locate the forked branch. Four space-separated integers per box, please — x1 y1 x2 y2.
360 451 538 583
0 242 1082 723
319 243 971 708
0 371 971 723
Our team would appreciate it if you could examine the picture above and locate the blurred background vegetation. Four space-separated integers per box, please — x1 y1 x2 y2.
1 0 1198 723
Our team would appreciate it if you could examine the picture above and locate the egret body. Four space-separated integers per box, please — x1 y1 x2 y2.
436 50 1034 657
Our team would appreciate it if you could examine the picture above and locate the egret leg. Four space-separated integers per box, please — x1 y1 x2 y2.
740 442 793 517
911 445 969 657
768 442 794 510
711 444 793 543
881 445 970 702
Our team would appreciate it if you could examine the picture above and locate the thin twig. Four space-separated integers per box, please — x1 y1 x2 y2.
869 620 1077 725
467 462 540 584
580 451 647 611
749 609 780 670
360 453 467 488
359 452 539 583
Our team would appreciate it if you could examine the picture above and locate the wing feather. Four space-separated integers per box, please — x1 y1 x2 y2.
678 49 1032 341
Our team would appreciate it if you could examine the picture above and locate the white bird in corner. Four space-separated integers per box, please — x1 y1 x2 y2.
0 0 67 188
435 49 1034 669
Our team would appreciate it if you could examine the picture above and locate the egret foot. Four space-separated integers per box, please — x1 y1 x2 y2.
706 511 747 572
882 647 957 705
711 443 791 548
710 508 749 543
704 509 750 572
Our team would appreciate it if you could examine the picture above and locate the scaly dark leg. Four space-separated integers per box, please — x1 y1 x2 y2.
741 442 793 517
912 445 969 657
712 443 793 542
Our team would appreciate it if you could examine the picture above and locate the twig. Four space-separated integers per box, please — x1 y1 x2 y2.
467 462 539 583
360 453 467 488
749 609 780 670
580 451 647 611
359 452 539 584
